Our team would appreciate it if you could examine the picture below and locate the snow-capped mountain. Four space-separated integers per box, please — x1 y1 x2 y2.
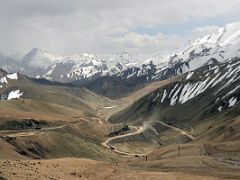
165 21 240 76
106 21 240 89
4 48 167 82
110 57 240 124
0 21 240 86
153 58 240 108
22 48 60 69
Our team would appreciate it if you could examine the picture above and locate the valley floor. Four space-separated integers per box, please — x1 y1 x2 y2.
0 158 219 180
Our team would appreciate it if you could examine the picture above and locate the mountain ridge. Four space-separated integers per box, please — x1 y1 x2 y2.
1 21 240 99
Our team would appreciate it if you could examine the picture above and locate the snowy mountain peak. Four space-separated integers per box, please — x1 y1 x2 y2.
27 48 52 58
167 21 240 77
22 48 60 69
0 22 240 84
192 21 240 46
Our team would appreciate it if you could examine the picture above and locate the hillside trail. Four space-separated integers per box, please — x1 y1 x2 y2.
0 120 86 138
157 121 195 140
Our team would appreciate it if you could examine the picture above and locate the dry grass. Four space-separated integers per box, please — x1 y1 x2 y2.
0 158 219 180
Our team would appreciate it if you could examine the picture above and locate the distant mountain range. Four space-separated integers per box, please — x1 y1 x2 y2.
1 21 240 98
2 48 166 82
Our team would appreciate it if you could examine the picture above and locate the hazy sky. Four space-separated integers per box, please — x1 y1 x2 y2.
0 0 240 55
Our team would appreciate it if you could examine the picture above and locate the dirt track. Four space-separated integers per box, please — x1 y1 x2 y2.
101 126 147 156
0 121 85 138
157 121 195 140
101 121 195 156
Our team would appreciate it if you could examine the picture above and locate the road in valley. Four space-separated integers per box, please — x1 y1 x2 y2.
101 121 195 156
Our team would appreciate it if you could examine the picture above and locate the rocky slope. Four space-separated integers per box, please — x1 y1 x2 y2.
0 69 114 119
110 57 240 124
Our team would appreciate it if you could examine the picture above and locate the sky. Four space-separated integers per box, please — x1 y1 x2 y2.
0 0 240 56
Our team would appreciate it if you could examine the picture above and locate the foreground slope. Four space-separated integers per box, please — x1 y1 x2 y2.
0 158 219 180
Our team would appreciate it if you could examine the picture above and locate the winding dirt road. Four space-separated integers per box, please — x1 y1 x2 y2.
0 117 194 157
101 121 195 156
101 126 147 156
